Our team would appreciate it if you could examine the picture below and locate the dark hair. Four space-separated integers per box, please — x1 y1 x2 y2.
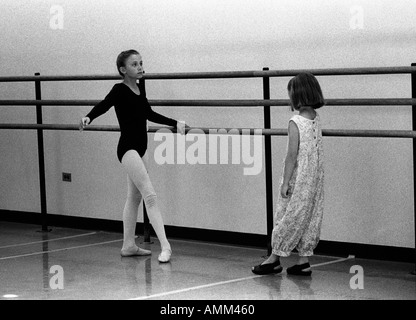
287 73 325 111
116 49 140 77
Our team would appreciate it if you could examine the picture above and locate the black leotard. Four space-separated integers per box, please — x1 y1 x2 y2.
86 80 177 162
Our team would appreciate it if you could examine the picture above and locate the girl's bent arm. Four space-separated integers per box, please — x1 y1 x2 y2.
85 85 118 123
139 80 178 128
146 104 178 128
282 120 299 196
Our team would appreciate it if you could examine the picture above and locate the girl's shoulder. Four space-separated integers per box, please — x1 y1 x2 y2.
103 83 125 101
289 114 302 124
113 82 125 90
111 82 134 95
108 82 124 93
291 112 321 122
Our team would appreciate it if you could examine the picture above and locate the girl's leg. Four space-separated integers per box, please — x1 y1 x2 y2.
296 179 324 268
121 150 171 259
261 253 280 265
297 256 310 269
122 173 143 250
252 252 282 275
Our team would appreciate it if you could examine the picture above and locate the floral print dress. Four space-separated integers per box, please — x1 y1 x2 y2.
271 113 324 257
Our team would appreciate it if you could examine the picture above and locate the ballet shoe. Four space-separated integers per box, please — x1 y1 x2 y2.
252 260 282 275
158 248 172 263
286 263 312 276
121 247 151 257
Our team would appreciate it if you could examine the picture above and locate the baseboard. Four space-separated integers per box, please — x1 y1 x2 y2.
1 209 414 263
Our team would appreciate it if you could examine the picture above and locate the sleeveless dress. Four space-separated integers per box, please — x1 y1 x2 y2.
271 113 324 257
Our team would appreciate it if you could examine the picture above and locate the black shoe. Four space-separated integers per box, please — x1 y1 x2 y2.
286 263 312 276
252 260 282 275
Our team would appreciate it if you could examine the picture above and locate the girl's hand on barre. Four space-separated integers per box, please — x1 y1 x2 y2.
79 117 90 131
177 121 188 135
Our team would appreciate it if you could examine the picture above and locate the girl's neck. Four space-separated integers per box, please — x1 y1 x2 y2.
122 77 138 88
298 106 316 120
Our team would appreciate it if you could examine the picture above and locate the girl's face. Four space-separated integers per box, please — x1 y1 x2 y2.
121 54 144 79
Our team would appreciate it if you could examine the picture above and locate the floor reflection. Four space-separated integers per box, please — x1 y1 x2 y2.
1 222 414 300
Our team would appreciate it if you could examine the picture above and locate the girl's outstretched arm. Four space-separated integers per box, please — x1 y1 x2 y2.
81 85 118 128
281 120 299 198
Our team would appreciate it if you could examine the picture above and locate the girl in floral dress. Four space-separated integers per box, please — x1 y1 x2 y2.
252 73 325 276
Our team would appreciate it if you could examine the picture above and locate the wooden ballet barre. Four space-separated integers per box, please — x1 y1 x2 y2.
0 98 415 107
0 66 415 82
1 123 416 138
150 98 416 106
145 66 416 80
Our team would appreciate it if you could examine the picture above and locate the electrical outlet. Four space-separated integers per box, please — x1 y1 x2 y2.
62 173 71 182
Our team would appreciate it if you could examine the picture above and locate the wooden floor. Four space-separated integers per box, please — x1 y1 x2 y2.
0 221 415 300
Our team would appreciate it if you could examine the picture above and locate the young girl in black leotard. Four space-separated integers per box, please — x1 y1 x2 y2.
80 49 186 263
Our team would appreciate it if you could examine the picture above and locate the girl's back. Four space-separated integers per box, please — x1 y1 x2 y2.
288 112 324 190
